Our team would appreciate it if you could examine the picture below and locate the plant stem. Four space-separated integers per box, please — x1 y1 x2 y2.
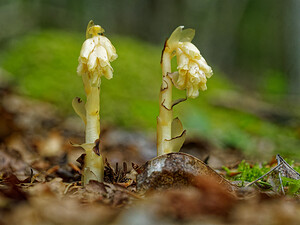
157 51 173 156
85 86 100 143
83 148 104 185
82 75 104 184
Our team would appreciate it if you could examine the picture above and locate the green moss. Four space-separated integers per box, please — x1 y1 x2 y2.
223 160 269 182
224 159 300 195
1 31 84 109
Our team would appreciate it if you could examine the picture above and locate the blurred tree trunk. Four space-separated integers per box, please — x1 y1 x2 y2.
198 0 249 72
285 0 300 95
0 0 38 43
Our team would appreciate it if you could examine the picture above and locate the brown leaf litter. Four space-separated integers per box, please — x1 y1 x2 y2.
1 82 300 225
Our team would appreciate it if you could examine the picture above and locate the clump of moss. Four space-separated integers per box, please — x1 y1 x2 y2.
223 160 269 183
223 158 300 195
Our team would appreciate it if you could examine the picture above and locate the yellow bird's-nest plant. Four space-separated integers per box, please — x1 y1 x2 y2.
73 21 117 185
157 26 213 156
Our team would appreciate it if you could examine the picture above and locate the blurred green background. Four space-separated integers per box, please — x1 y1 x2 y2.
0 0 299 159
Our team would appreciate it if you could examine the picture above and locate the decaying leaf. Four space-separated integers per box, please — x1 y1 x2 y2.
0 173 28 202
136 152 237 194
276 154 300 180
0 147 30 178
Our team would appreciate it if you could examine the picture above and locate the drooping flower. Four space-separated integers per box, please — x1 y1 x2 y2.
167 26 213 98
77 25 118 83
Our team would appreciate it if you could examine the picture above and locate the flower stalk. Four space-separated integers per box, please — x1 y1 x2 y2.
73 21 117 184
157 51 173 155
157 26 213 156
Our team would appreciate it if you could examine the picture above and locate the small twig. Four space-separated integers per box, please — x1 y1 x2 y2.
64 182 81 195
245 163 282 187
278 172 285 195
64 182 75 195
31 173 41 184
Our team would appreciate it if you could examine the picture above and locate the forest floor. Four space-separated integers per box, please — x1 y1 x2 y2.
1 77 300 225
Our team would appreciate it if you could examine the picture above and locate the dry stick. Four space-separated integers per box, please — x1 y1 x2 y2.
276 154 287 195
245 163 282 187
278 172 285 195
276 154 300 179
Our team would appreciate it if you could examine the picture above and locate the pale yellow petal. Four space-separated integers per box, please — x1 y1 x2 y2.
199 70 207 83
190 74 201 86
87 50 97 71
199 82 207 91
179 42 201 60
195 57 213 77
91 69 101 85
176 50 189 71
77 60 85 75
187 61 200 76
94 45 109 68
80 38 96 62
186 83 199 98
99 36 118 61
177 70 188 89
103 65 113 80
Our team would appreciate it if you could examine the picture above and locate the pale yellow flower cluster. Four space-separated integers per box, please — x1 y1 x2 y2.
167 26 213 98
77 25 118 83
175 41 213 98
